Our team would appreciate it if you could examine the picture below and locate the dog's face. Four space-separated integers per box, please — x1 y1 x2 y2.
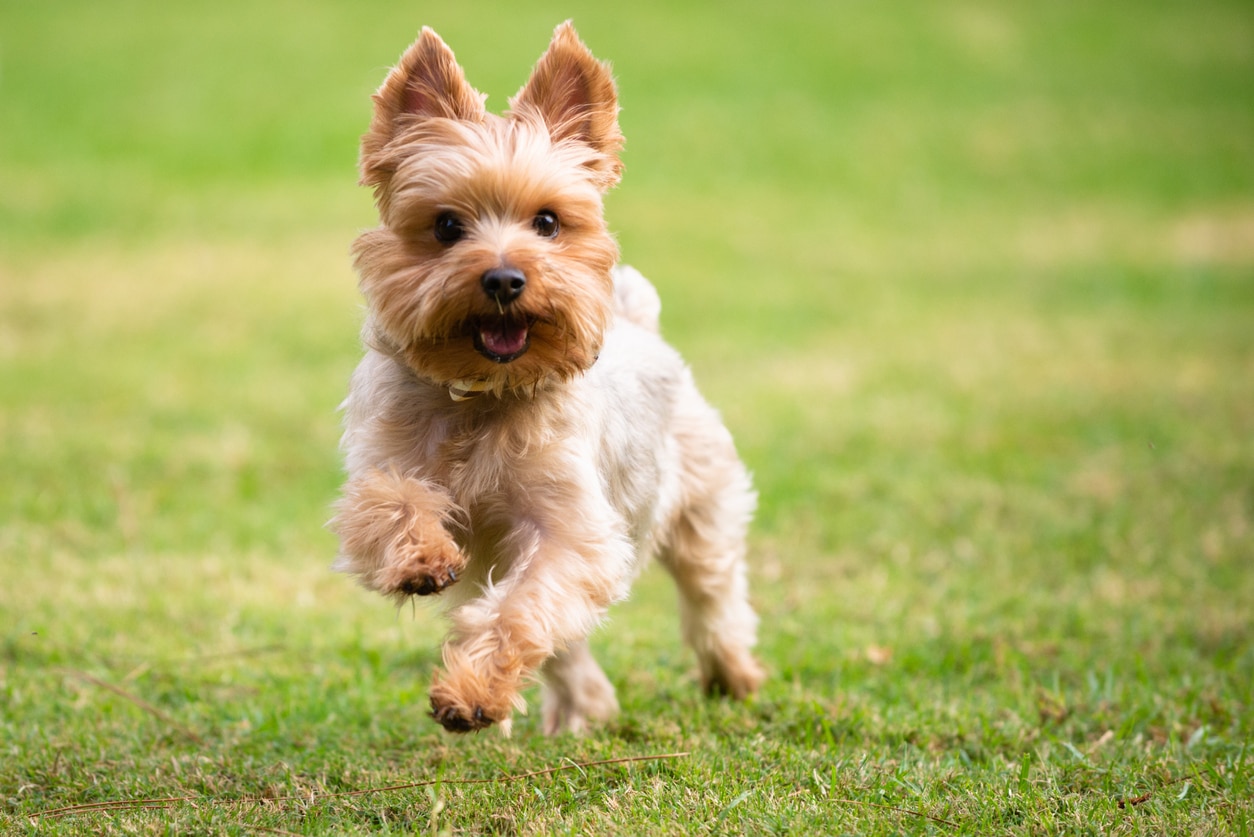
353 23 624 393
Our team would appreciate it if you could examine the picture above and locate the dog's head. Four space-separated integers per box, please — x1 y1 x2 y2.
353 22 623 396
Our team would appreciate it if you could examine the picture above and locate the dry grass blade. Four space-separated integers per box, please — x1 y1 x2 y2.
326 751 691 800
33 797 196 819
829 797 958 829
59 669 205 746
32 751 690 820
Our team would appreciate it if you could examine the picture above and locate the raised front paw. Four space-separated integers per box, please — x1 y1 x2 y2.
333 471 466 600
395 568 458 597
376 530 465 601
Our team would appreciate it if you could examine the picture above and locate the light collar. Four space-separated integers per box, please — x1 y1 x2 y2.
448 379 492 402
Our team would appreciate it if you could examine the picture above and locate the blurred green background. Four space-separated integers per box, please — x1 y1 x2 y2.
5 0 1249 546
2 1 1252 832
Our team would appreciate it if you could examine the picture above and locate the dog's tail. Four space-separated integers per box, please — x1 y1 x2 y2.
611 265 662 333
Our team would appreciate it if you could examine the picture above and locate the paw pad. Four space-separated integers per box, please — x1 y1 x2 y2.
397 569 457 597
430 698 493 733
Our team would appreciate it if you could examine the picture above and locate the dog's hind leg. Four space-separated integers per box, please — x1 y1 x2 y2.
539 638 620 735
656 400 765 699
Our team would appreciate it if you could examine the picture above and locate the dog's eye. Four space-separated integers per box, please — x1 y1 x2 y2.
532 210 560 239
433 212 465 245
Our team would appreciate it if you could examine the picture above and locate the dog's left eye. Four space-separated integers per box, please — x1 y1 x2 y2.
433 212 465 245
532 210 560 239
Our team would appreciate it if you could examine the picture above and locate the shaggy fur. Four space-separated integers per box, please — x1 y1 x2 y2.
332 22 764 735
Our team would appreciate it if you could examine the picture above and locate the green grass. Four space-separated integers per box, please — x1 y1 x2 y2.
2 0 1252 833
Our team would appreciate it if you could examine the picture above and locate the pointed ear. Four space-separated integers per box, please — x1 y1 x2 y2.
509 22 624 187
360 28 486 185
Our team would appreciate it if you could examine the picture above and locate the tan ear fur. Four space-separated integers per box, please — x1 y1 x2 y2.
509 21 624 187
360 27 487 187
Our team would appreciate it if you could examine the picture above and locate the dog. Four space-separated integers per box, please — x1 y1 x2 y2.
332 21 764 735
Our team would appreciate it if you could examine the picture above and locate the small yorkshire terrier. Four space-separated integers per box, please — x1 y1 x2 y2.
333 22 763 735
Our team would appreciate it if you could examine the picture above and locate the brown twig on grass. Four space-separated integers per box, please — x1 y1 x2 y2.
322 751 690 800
32 751 690 821
34 796 193 818
59 669 205 746
1116 770 1199 810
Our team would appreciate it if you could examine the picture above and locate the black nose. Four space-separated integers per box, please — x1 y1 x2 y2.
481 267 526 304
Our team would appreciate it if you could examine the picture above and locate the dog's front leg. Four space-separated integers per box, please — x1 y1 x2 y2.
332 469 466 601
428 512 633 734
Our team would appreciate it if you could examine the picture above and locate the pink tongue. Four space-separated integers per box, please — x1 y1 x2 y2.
481 322 528 357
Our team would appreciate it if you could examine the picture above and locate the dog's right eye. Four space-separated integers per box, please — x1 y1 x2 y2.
433 212 465 244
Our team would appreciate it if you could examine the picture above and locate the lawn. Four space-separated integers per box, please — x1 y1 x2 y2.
2 1 1251 834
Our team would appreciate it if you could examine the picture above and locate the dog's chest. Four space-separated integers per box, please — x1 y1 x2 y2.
422 386 666 534
424 400 578 506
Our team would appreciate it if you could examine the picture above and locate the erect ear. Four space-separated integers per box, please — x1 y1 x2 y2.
509 21 624 188
360 28 486 185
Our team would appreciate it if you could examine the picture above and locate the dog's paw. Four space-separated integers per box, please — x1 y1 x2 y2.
393 566 459 597
376 530 465 601
428 668 518 734
541 682 619 736
333 471 467 600
701 652 766 701
430 698 495 733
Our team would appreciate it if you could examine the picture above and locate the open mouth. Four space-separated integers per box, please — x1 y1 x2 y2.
473 317 531 363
